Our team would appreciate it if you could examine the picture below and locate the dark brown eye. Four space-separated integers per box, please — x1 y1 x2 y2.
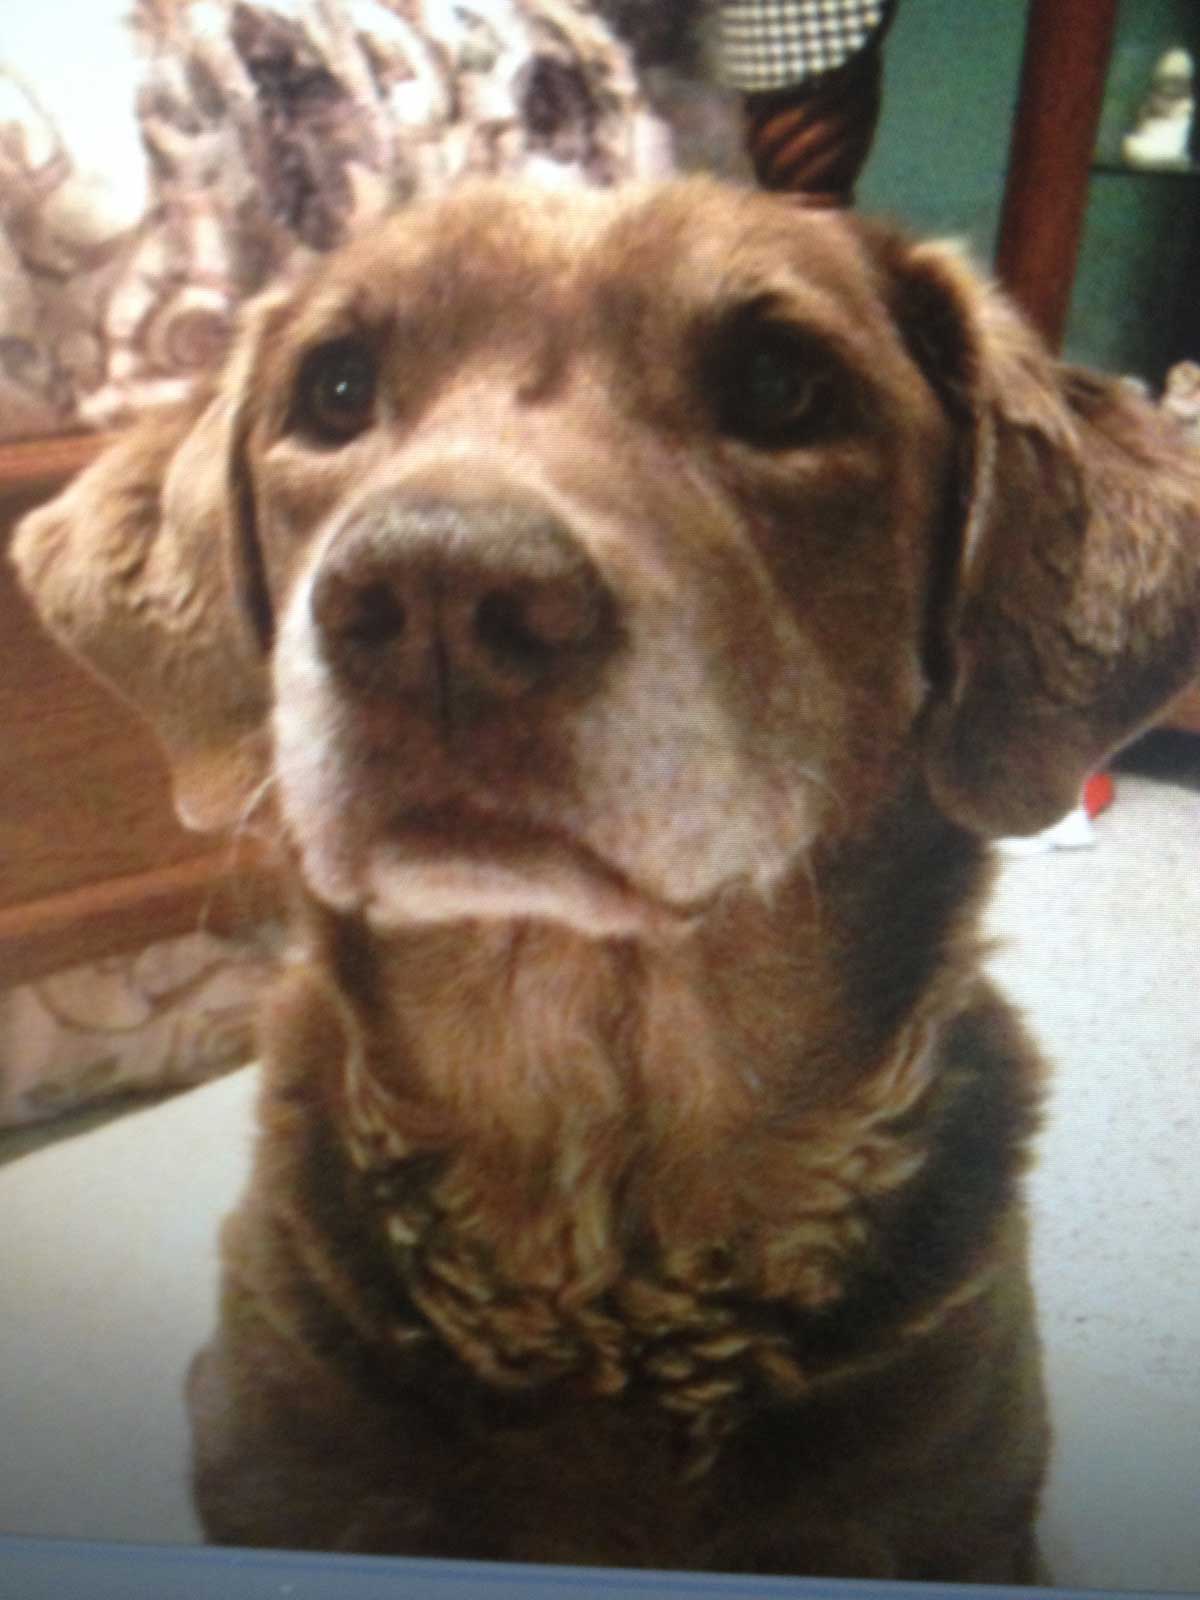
711 319 846 449
292 336 378 444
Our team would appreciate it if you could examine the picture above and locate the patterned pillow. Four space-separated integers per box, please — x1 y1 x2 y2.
0 0 676 439
0 929 274 1129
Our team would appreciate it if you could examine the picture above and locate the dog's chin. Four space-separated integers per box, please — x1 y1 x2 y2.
301 810 714 942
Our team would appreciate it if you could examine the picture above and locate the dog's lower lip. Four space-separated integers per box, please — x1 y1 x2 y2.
369 805 708 929
387 804 642 890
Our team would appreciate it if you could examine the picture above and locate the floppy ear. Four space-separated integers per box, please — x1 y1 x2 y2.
10 295 286 832
884 238 1200 837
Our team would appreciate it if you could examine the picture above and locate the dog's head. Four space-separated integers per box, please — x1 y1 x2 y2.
14 180 1200 939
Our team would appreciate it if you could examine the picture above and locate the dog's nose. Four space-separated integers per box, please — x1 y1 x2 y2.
311 496 618 722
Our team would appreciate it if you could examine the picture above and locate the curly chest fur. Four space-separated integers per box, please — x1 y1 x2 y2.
275 972 1003 1476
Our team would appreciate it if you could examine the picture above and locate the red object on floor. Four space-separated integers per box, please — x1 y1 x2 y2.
1083 771 1115 818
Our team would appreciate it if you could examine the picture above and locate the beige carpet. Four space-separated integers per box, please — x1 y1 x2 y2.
987 745 1200 1592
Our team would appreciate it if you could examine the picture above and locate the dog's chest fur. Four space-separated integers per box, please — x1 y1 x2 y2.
262 884 1021 1481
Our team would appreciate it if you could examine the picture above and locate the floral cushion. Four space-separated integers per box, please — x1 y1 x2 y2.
0 930 274 1128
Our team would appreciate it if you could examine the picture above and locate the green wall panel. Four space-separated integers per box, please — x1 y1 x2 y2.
856 0 1200 380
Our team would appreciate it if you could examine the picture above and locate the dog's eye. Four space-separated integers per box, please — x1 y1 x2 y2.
292 337 378 444
711 321 845 449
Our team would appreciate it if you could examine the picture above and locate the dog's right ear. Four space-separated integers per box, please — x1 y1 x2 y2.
873 232 1200 837
11 291 290 833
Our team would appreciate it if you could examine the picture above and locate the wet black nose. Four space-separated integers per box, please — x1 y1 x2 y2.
310 496 619 724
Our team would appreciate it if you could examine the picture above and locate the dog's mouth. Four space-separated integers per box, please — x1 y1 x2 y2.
358 805 712 939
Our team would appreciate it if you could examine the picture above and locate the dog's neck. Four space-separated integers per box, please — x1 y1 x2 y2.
276 793 989 1315
312 867 885 1147
354 879 843 1150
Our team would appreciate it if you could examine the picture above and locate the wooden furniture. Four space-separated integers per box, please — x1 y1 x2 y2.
741 37 888 206
995 0 1120 351
0 437 274 986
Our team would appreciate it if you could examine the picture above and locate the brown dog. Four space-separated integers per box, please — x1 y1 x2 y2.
13 179 1200 1580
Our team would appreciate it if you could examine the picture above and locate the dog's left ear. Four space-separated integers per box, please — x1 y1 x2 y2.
877 232 1200 837
11 290 289 832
